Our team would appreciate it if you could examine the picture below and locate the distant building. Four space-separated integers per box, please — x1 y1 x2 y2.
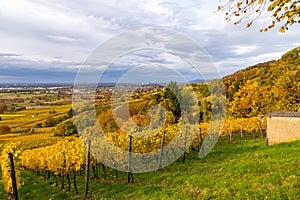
265 112 300 145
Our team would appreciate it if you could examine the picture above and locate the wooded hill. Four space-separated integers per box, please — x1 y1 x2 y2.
223 46 300 118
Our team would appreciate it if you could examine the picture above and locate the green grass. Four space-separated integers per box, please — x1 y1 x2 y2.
1 136 299 199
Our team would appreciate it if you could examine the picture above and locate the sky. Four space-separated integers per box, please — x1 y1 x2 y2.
0 0 299 83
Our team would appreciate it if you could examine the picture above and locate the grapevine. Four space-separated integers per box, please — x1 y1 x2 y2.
1 142 22 196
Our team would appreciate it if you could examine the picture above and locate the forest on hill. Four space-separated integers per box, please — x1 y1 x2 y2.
222 46 300 118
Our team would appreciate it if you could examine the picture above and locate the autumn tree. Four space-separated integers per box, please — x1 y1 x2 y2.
272 70 300 111
197 83 210 97
223 46 300 117
218 0 300 32
228 80 270 117
97 109 118 133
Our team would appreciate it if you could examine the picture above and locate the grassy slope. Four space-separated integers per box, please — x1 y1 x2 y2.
1 135 299 199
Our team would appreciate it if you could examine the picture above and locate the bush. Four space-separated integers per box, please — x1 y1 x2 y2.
55 120 77 137
0 104 8 114
44 116 56 127
49 110 57 114
67 108 76 118
55 115 68 124
0 126 10 134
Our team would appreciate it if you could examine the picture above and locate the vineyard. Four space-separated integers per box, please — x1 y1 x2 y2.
1 133 299 199
0 116 269 199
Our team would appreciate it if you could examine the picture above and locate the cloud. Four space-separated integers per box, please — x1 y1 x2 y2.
233 45 258 55
0 0 299 83
46 35 83 43
0 67 76 83
0 53 21 57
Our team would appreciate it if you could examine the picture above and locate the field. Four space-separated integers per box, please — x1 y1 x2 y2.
0 132 62 150
0 104 70 152
0 135 299 199
0 104 71 133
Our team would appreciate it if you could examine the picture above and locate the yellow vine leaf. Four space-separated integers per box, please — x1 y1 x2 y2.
246 21 253 27
237 2 243 9
279 26 286 33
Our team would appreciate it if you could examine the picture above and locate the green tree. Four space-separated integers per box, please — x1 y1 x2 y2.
55 120 78 137
163 81 182 122
67 108 77 118
181 87 199 124
153 93 162 104
200 98 212 122
218 0 300 32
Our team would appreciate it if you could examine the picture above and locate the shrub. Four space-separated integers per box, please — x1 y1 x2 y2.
0 104 8 114
55 120 77 137
0 126 10 134
44 116 56 127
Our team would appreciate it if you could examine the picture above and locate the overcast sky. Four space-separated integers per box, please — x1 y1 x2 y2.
0 0 299 83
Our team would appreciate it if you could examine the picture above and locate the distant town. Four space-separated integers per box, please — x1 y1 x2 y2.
0 83 166 94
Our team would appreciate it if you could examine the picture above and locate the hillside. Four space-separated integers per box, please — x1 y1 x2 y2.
223 46 300 118
1 137 299 199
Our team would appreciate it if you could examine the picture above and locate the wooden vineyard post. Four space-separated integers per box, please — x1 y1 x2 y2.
260 126 264 140
61 174 65 190
102 163 106 180
84 140 91 199
46 170 50 180
54 174 58 186
115 169 119 180
199 128 205 158
159 131 166 170
198 128 202 152
182 126 188 164
227 130 231 144
259 119 264 140
8 153 18 200
66 174 71 192
127 135 134 183
73 172 79 195
240 127 244 139
252 132 255 139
